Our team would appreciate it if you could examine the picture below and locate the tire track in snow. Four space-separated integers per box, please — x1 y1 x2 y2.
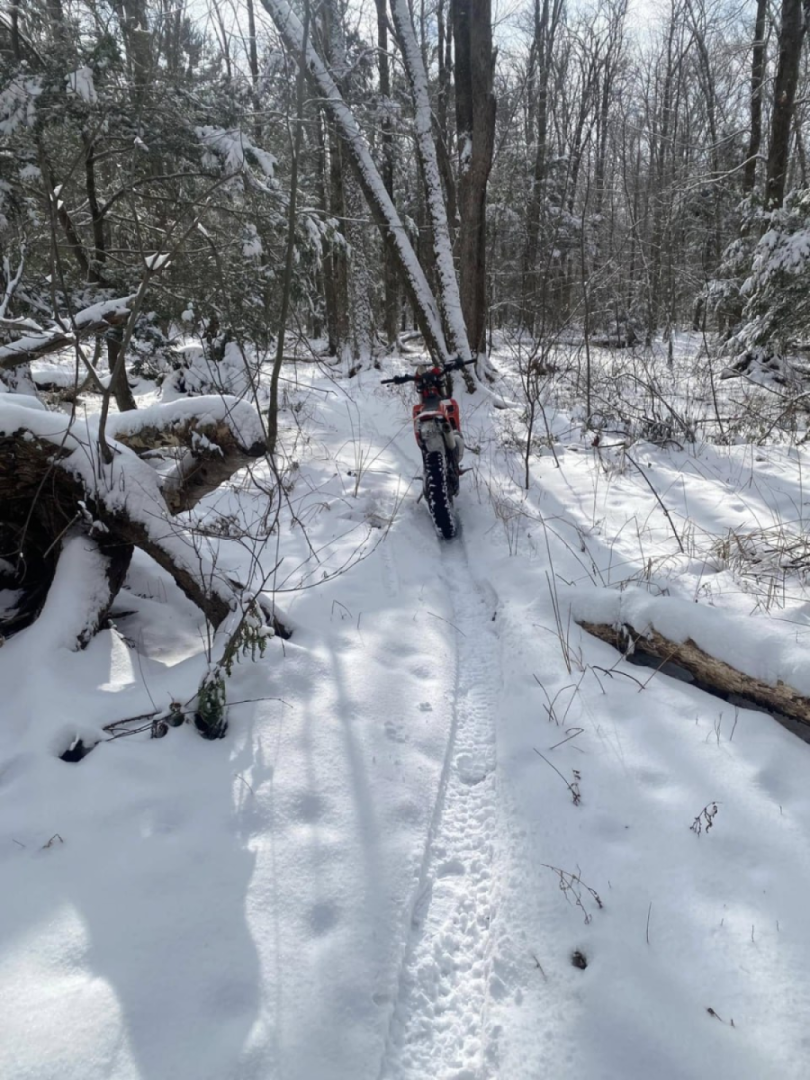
378 537 502 1080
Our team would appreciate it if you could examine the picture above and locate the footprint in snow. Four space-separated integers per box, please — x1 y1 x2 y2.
294 792 328 823
308 901 340 936
456 753 491 786
385 719 408 743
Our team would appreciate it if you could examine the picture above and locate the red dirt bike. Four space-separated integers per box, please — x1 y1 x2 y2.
381 357 476 539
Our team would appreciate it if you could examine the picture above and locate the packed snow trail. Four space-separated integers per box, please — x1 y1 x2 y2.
378 533 503 1080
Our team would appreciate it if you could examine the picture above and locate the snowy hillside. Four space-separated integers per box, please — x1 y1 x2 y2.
2 340 810 1080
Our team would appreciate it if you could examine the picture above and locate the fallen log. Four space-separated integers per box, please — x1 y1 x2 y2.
109 407 267 512
0 396 268 645
579 619 810 731
0 296 134 371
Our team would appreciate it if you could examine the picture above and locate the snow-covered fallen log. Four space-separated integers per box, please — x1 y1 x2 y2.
571 586 810 729
0 396 267 644
0 296 134 370
29 531 133 651
107 396 267 512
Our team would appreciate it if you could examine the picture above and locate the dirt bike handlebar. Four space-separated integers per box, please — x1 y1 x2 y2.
380 357 477 386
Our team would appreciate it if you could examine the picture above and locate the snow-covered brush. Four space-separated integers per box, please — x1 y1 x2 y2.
711 525 810 592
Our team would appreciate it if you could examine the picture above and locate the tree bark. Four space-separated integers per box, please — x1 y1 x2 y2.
267 0 310 456
521 0 562 327
246 0 263 143
743 0 768 196
765 0 807 209
452 0 496 360
259 0 452 364
376 0 399 347
390 0 473 363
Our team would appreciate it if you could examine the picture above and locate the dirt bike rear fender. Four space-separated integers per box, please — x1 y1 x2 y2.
412 399 461 447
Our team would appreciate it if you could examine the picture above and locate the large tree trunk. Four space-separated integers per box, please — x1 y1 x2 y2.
314 108 340 354
646 14 679 346
345 173 375 367
389 0 473 364
320 0 350 360
766 0 807 208
521 0 562 328
376 0 399 347
743 0 768 196
327 122 351 358
452 0 496 360
322 0 374 368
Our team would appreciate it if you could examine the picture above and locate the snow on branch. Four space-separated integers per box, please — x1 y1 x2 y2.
197 125 278 179
106 395 267 455
0 295 135 371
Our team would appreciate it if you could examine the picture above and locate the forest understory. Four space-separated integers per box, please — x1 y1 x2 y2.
2 332 810 1079
5 0 810 1074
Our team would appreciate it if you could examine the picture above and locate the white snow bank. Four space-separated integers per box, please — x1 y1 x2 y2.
0 398 73 441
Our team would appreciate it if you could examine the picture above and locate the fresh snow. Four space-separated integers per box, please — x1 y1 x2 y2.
65 67 98 105
0 296 135 368
196 126 277 180
144 252 171 272
2 337 810 1079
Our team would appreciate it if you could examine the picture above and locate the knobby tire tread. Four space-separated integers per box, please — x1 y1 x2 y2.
424 449 456 539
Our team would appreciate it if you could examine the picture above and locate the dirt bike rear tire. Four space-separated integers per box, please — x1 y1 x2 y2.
424 449 457 539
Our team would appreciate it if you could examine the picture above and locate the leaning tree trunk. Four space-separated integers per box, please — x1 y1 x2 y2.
389 0 473 365
259 0 452 365
376 0 399 347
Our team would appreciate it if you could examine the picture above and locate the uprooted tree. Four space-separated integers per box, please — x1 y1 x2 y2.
0 390 271 642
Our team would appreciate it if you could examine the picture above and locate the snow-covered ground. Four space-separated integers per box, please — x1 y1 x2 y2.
3 338 810 1079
